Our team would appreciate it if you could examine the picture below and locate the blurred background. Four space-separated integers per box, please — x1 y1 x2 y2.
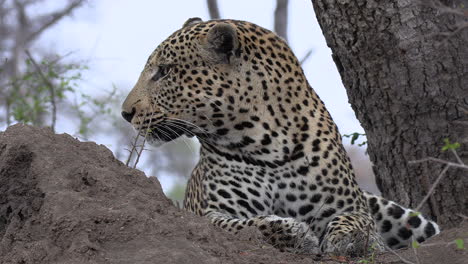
0 0 379 201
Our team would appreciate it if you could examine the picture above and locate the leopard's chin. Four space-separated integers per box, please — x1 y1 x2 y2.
143 119 195 146
146 130 196 148
146 137 168 147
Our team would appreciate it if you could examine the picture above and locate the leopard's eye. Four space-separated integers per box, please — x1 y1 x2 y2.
151 64 174 82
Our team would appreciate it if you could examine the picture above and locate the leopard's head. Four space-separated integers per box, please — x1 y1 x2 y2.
122 18 306 151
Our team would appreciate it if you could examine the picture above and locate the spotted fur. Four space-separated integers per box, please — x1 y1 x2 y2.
122 18 439 255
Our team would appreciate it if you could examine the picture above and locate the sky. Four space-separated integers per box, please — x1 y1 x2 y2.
33 0 375 192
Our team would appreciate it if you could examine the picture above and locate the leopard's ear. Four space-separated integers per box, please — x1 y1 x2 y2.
202 23 239 64
182 17 203 28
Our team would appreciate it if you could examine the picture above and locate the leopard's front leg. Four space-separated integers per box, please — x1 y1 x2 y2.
206 211 321 253
319 211 384 256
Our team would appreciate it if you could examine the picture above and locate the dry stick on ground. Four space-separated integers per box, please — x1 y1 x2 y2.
458 214 468 222
362 223 373 259
416 238 468 248
292 159 334 252
384 244 416 264
292 195 332 253
24 50 57 133
411 237 421 264
379 147 468 264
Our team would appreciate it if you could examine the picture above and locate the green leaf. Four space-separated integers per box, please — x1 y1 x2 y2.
441 138 460 151
409 211 421 217
343 132 366 145
455 239 465 250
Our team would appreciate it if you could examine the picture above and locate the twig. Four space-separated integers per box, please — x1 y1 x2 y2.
458 214 468 221
125 118 144 166
133 117 149 169
293 195 332 252
132 106 159 169
422 0 468 18
24 0 86 44
25 50 57 133
133 138 147 169
5 96 11 126
384 244 416 264
416 164 450 212
422 1 468 39
412 237 421 264
300 49 313 65
411 148 467 212
434 21 468 38
363 224 371 259
415 239 468 248
408 157 466 169
451 148 464 165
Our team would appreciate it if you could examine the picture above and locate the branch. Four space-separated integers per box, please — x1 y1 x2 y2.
408 157 466 169
409 149 467 212
451 148 464 165
416 164 449 212
206 0 220 20
274 0 289 42
300 49 313 65
25 50 56 132
125 121 144 166
435 21 468 38
423 0 468 18
25 0 86 44
2 0 85 88
412 238 421 264
422 0 468 39
384 244 416 264
126 108 155 168
133 115 150 169
415 238 468 248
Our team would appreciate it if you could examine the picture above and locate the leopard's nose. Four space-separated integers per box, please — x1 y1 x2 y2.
121 108 136 123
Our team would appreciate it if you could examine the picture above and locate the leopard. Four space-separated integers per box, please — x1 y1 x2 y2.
121 17 440 255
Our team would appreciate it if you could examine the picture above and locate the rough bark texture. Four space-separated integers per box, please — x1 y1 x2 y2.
312 0 468 227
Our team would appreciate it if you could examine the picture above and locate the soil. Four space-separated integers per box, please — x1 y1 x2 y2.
0 124 466 264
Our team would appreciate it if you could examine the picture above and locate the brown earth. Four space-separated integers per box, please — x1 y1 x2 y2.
0 124 466 264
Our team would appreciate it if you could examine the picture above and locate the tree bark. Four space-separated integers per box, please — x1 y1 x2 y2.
312 0 468 227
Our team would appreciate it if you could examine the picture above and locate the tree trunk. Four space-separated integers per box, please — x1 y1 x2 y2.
312 0 468 227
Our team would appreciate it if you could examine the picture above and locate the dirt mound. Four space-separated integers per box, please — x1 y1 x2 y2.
0 124 466 264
